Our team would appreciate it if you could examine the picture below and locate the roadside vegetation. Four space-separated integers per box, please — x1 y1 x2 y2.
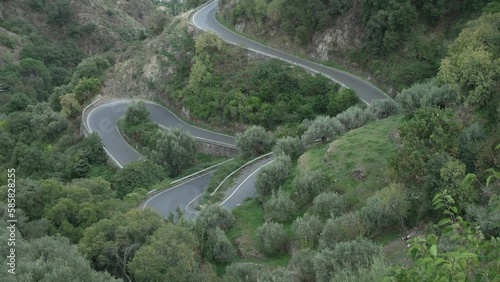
0 1 498 281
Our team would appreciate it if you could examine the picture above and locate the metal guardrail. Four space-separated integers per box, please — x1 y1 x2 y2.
81 96 103 136
210 152 274 196
157 124 237 149
146 157 235 195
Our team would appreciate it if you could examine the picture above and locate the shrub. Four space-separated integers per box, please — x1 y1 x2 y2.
301 115 345 145
314 238 381 282
313 192 347 218
336 106 376 130
367 98 400 119
125 101 150 127
236 125 274 158
466 197 500 238
396 79 456 115
288 249 317 282
257 221 288 255
154 128 196 177
330 258 390 282
265 188 296 222
255 154 291 199
272 136 305 159
360 183 409 237
111 160 165 198
328 88 360 116
292 213 323 249
207 227 236 263
458 122 485 172
293 168 324 203
194 204 235 237
258 267 294 282
223 263 262 282
319 212 366 249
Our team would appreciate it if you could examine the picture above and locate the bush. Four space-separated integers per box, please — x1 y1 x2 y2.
255 154 291 199
319 212 366 249
154 128 196 177
466 197 500 238
314 238 381 282
293 168 324 203
111 160 165 198
272 136 305 159
330 258 390 282
125 101 150 127
223 263 262 282
301 115 345 145
258 221 288 255
292 213 323 249
458 122 485 172
288 249 317 282
367 98 400 119
194 204 235 237
336 106 376 130
313 192 347 218
396 79 456 115
328 88 360 116
360 183 409 237
258 267 294 282
207 227 236 263
265 188 296 222
236 125 274 158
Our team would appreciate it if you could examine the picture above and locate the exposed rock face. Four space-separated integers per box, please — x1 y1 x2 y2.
219 0 365 60
312 0 365 60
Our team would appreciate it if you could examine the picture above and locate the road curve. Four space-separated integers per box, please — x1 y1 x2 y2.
87 100 235 167
192 0 387 104
85 99 242 218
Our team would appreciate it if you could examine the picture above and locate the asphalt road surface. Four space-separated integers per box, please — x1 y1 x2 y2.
85 1 391 219
85 100 238 218
192 0 387 104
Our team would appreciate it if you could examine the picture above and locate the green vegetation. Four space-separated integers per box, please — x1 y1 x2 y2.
119 102 229 179
0 0 499 281
219 0 498 91
164 32 359 130
301 115 403 208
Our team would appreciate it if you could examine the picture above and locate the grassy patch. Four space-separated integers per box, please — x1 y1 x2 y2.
300 115 403 210
225 177 296 268
227 198 264 258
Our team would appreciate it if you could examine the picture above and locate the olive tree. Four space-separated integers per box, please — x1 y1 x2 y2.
255 154 291 199
257 221 288 255
207 227 236 263
236 125 274 158
154 128 196 177
312 192 347 218
293 168 324 204
301 115 345 145
319 212 366 249
288 249 317 282
265 188 296 222
336 106 376 130
272 136 305 159
367 98 400 119
292 213 323 249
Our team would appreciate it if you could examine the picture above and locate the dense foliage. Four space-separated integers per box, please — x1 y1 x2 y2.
167 32 359 129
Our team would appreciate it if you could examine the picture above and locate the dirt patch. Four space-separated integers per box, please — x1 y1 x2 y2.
297 152 310 168
326 140 339 154
352 167 366 182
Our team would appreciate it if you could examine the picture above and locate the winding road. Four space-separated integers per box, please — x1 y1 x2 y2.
84 0 387 219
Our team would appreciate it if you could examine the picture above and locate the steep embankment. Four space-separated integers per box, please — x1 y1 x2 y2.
218 0 494 94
